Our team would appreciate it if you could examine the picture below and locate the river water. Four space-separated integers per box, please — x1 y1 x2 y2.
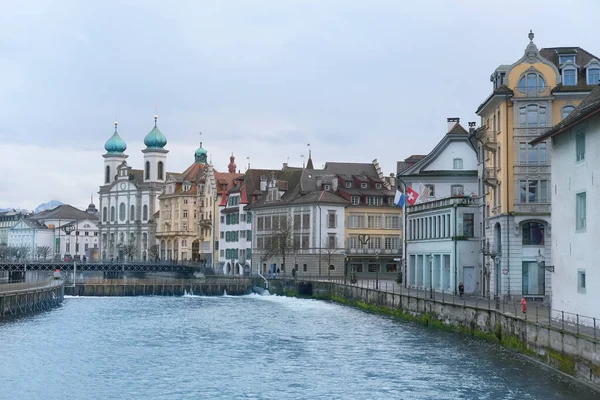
0 294 596 399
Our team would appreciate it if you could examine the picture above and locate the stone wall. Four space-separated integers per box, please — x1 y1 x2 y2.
311 281 600 391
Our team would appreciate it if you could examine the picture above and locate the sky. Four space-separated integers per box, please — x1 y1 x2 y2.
1 0 599 211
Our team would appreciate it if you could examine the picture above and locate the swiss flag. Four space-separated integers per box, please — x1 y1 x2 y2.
406 186 419 205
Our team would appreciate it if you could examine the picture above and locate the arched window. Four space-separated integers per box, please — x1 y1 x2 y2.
563 67 577 86
518 72 546 94
522 222 544 245
110 206 116 222
143 204 148 221
562 105 575 119
102 207 107 222
519 104 547 127
105 166 110 184
158 161 164 180
119 203 126 221
130 205 135 221
588 67 600 85
145 161 151 180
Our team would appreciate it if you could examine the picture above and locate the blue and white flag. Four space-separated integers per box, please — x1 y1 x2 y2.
394 190 406 208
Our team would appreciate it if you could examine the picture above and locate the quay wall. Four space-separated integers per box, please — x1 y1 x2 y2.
0 280 64 320
302 281 600 392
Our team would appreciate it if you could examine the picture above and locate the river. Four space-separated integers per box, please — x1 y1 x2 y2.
0 294 596 399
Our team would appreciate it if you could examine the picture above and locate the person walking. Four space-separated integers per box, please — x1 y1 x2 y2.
458 282 465 299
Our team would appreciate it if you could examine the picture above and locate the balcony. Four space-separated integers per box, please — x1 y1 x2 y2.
408 196 478 212
481 131 497 151
483 167 498 186
156 230 193 238
513 127 548 138
512 86 552 99
514 203 550 214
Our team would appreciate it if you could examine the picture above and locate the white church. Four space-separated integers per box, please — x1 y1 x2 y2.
98 116 168 261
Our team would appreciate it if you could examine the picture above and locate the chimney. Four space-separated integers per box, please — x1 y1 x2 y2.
259 176 267 191
468 121 477 134
316 176 322 188
332 177 339 192
283 162 288 169
447 117 460 132
389 173 396 189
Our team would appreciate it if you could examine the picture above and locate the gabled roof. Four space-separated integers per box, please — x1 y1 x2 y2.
11 219 48 230
31 204 98 222
531 84 600 145
540 47 600 93
447 123 468 135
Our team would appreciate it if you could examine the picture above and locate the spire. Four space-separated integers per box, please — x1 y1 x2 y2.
228 152 237 173
306 147 314 170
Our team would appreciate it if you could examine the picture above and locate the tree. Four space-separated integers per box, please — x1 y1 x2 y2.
0 244 7 260
148 244 160 261
261 215 298 275
122 242 137 261
321 237 341 280
36 246 52 261
14 246 30 261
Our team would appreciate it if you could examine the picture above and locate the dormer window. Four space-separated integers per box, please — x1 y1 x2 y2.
361 183 367 189
562 62 577 86
182 181 191 192
559 55 576 65
586 59 600 85
324 184 331 191
375 183 382 189
345 181 351 188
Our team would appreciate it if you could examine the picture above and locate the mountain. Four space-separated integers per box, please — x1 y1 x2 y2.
34 200 64 214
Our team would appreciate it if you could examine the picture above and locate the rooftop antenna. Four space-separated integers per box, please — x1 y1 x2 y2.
199 131 202 148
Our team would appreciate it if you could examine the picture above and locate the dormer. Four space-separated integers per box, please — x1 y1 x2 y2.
585 58 600 85
560 59 579 86
227 194 240 207
117 161 131 180
182 181 192 192
166 182 176 195
490 65 508 90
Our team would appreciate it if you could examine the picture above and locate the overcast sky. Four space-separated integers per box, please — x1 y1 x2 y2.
1 0 599 210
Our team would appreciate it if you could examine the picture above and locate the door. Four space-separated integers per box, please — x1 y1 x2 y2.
463 266 476 294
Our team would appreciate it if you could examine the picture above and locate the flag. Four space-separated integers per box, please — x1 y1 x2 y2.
394 190 406 207
406 186 419 205
418 183 431 199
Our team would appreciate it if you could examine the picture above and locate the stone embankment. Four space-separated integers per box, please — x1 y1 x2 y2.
273 278 600 392
0 279 64 320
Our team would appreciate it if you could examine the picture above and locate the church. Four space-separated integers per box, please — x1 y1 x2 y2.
97 116 168 261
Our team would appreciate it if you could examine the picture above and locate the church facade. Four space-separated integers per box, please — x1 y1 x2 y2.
97 116 168 261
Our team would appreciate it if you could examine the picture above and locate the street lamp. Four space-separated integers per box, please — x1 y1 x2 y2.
62 224 75 259
494 256 501 309
429 253 434 299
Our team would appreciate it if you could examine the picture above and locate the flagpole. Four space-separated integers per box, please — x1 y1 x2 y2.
396 174 408 288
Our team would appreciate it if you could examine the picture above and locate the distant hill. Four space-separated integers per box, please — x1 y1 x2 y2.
34 200 64 214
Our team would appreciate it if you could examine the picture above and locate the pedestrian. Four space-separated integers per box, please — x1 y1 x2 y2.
458 282 464 299
276 268 280 277
292 267 296 278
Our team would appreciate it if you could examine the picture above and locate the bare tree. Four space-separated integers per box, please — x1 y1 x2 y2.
148 244 160 261
36 246 52 261
122 242 137 261
321 237 341 280
0 244 7 260
261 215 298 275
14 246 30 261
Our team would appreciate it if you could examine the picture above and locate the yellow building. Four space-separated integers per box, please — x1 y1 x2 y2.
475 31 599 300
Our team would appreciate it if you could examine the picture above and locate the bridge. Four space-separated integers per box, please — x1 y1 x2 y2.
0 261 207 273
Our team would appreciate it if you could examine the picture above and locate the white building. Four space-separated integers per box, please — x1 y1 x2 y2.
531 85 600 320
0 210 29 246
406 197 481 295
98 117 168 261
398 118 479 200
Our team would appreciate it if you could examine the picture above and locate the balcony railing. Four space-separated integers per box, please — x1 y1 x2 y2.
483 167 498 186
514 203 551 214
513 85 552 98
346 248 401 255
408 196 478 212
480 130 498 151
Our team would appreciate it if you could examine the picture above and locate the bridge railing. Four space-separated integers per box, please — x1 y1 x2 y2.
0 278 60 294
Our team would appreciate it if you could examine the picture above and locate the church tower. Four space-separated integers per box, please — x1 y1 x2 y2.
142 115 168 183
103 121 128 185
228 153 236 173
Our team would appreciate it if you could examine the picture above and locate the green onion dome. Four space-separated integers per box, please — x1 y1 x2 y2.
143 115 167 149
104 121 127 154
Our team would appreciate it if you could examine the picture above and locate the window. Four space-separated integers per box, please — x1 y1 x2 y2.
220 231 224 239
368 264 379 273
522 261 545 296
367 215 382 229
576 131 585 162
361 183 367 189
453 158 463 170
563 68 576 86
102 207 107 222
559 55 575 64
143 205 148 221
463 214 474 237
228 196 240 207
157 161 164 180
384 237 399 249
130 205 135 221
588 68 600 85
576 192 586 231
348 215 364 228
328 234 336 249
145 161 150 180
375 183 382 189
522 222 544 245
345 181 351 188
183 210 188 218
519 142 546 164
303 264 308 272
351 196 360 205
519 180 548 203
183 199 188 204
519 104 547 127
324 184 331 191
562 105 575 119
327 211 336 228
302 213 310 229
110 206 116 222
384 216 399 229
578 270 586 294
451 185 464 197
497 109 501 131
518 72 546 94
105 166 110 183
366 196 383 206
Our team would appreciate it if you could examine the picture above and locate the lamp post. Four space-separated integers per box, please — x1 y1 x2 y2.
429 253 434 299
375 251 379 290
494 256 501 309
62 224 76 287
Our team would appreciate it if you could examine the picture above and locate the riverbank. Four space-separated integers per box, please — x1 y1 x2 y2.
0 279 64 320
270 278 600 392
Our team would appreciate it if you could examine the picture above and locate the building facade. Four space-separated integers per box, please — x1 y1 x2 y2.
0 210 29 246
98 117 168 261
531 85 600 321
474 31 599 301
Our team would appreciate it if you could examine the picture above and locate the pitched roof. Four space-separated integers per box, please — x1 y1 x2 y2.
539 47 600 93
447 123 468 135
31 204 98 221
322 162 379 178
214 171 243 191
531 84 600 145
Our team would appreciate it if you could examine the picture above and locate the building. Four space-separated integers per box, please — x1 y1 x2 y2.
248 163 348 277
405 197 481 295
0 209 29 246
474 31 599 301
156 143 217 263
324 160 402 280
530 85 600 321
213 166 244 269
98 117 169 261
398 118 478 200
